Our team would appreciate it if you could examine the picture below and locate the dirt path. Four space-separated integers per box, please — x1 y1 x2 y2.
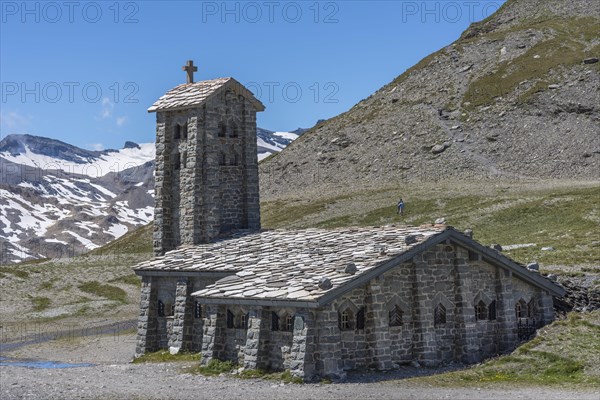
1 332 598 400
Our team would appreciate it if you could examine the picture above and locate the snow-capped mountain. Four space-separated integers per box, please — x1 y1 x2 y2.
257 127 311 161
0 128 307 264
0 140 155 264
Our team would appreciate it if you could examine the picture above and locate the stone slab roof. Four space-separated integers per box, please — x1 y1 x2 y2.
135 225 447 301
148 77 265 113
134 225 566 305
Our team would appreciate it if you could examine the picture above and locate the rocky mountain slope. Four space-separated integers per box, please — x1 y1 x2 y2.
259 0 600 200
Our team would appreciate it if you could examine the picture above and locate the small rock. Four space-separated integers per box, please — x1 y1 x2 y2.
450 125 461 130
541 246 555 251
318 277 333 290
548 84 560 89
431 142 451 154
344 263 357 275
434 217 446 225
517 44 526 49
460 65 473 72
405 235 418 245
583 57 599 64
533 54 540 59
547 274 558 282
464 229 473 238
491 244 503 251
527 262 539 271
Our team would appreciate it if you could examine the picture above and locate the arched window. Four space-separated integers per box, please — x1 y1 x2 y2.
475 300 488 321
434 303 446 326
226 309 249 329
230 122 239 138
515 299 528 318
174 124 181 140
283 314 294 331
389 305 404 327
338 309 354 331
218 151 227 166
356 307 365 330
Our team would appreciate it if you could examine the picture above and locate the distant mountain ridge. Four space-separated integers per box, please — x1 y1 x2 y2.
0 126 308 264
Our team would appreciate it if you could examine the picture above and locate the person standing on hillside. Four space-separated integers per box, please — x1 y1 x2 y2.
397 198 405 216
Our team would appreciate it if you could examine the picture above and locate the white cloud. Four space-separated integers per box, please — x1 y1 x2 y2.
116 116 127 127
0 110 31 133
100 97 114 119
90 143 105 151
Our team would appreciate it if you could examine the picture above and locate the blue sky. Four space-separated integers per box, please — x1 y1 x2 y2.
1 0 505 150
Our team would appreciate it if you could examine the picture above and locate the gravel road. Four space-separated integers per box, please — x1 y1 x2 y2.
1 333 598 400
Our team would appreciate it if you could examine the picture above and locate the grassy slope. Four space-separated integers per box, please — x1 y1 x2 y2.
405 311 600 388
262 182 600 267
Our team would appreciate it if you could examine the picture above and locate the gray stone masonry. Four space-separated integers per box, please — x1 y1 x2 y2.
153 84 261 255
201 305 225 365
290 310 317 380
135 276 158 357
316 303 345 380
366 278 393 370
243 308 263 369
168 278 193 353
496 268 518 352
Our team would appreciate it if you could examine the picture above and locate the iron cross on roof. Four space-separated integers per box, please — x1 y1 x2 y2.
182 60 198 83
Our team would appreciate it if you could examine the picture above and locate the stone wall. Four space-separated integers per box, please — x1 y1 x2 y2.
135 275 218 356
153 89 261 255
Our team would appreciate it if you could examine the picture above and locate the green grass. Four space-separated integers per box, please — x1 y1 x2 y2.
0 266 30 279
262 185 599 266
85 224 153 256
109 274 141 286
133 350 200 364
78 281 128 303
192 359 237 376
408 311 600 388
30 296 51 312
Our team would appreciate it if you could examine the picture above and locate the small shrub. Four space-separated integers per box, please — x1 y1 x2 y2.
31 296 51 312
195 359 236 376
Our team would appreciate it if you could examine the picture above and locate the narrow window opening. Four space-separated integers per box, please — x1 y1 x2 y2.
271 312 279 331
515 299 528 319
230 152 239 166
227 309 235 329
475 300 488 321
174 124 181 140
284 315 294 331
338 309 353 331
389 305 403 327
230 123 239 138
158 300 165 317
218 123 227 138
240 313 249 329
181 123 188 140
434 303 447 326
468 250 479 261
181 151 187 169
356 307 365 330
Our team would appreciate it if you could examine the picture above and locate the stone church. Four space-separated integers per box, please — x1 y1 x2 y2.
134 62 565 381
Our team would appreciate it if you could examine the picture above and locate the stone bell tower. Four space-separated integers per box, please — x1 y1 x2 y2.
148 61 265 255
